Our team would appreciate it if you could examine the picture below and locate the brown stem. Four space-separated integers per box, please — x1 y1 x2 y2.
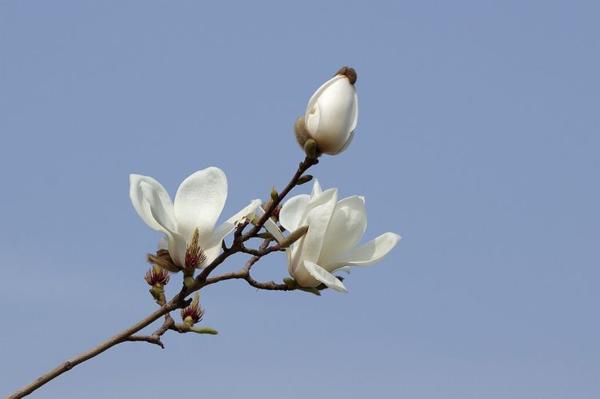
127 313 176 349
204 239 293 291
7 298 181 399
7 156 317 398
243 156 317 240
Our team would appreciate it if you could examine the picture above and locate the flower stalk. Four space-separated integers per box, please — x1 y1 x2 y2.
7 67 401 399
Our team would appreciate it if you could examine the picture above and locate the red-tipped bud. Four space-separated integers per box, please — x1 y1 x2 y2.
144 265 170 287
181 293 204 326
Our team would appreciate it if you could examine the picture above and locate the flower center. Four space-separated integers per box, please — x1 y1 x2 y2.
185 228 207 269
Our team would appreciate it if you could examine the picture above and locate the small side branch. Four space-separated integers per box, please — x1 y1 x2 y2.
8 154 315 398
243 156 318 240
127 314 175 349
205 239 293 291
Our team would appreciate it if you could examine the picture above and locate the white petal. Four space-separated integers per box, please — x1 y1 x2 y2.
257 207 286 243
327 93 357 155
279 194 310 232
330 232 401 268
329 129 355 155
129 174 176 232
304 76 345 138
206 199 262 253
319 196 368 267
288 187 338 274
311 179 323 196
174 167 227 240
129 174 186 266
350 91 358 133
303 261 347 293
305 101 320 139
295 190 337 267
305 75 346 124
163 231 188 267
307 187 337 210
279 184 335 233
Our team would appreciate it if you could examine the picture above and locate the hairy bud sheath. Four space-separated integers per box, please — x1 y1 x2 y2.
147 249 180 273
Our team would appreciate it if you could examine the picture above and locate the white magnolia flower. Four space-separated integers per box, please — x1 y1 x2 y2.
130 167 261 268
264 181 400 293
303 68 358 155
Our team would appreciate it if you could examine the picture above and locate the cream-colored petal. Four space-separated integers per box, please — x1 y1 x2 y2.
329 129 355 155
279 194 310 232
129 174 176 232
303 261 348 293
305 75 345 126
257 207 286 243
311 179 323 196
129 174 187 266
163 231 188 267
174 167 227 240
295 190 337 268
349 91 358 133
329 232 401 268
319 196 367 267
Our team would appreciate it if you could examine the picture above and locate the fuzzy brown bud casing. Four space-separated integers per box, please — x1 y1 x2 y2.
147 249 180 273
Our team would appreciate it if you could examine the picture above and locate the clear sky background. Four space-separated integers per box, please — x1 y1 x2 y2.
1 1 599 398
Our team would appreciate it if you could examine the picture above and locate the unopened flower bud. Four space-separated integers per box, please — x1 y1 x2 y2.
302 67 358 155
144 265 170 287
181 293 204 327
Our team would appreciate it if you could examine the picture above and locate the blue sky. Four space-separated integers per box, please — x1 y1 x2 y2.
1 1 599 398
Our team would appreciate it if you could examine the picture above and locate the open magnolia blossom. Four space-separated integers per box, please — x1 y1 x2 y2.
263 180 400 293
130 167 261 269
6 66 409 399
302 68 358 155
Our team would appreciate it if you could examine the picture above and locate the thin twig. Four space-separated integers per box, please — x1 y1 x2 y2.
204 239 293 291
243 156 318 241
127 314 176 349
7 299 182 399
7 155 317 398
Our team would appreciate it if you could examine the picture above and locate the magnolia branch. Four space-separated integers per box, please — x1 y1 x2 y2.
7 155 317 399
205 238 294 291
